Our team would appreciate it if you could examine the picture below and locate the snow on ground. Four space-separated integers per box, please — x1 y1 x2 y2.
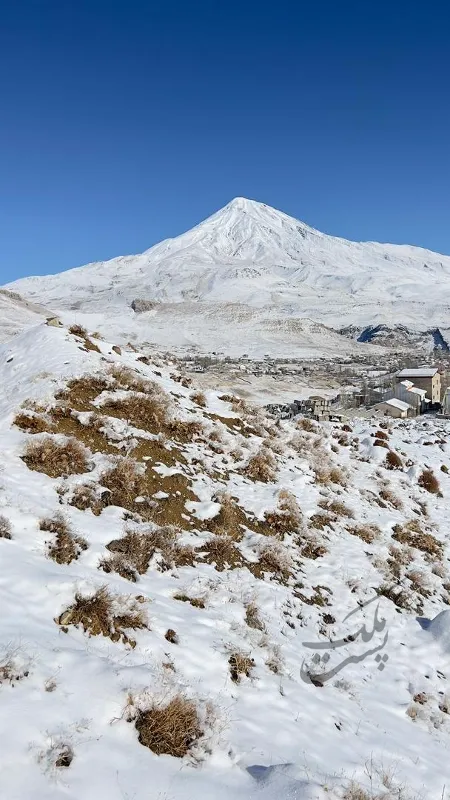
1 320 450 799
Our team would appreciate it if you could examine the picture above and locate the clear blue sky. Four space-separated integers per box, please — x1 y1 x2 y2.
1 0 449 283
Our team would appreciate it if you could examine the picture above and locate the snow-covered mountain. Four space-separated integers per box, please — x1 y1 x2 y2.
6 197 450 354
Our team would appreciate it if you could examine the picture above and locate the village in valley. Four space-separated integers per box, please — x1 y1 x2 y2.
175 348 450 423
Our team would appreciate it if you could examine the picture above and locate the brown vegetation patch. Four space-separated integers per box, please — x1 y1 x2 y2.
100 392 203 444
13 412 53 434
199 535 244 571
100 526 195 580
243 448 277 483
295 585 331 607
378 584 415 612
135 696 202 757
378 486 403 510
418 469 441 495
309 512 335 531
57 586 147 645
228 651 254 682
165 629 179 644
297 417 318 433
347 523 380 544
69 483 107 515
317 498 354 518
392 521 443 557
173 593 205 609
40 513 88 564
49 407 118 455
250 542 292 583
208 492 257 540
23 436 90 478
131 437 186 468
373 438 389 449
190 391 207 407
245 602 265 631
385 450 403 470
57 375 111 411
264 489 302 536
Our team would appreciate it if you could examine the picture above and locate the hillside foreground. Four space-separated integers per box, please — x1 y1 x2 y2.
1 322 450 799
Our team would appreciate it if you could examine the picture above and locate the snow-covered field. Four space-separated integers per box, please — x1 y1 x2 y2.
6 197 450 357
1 319 450 799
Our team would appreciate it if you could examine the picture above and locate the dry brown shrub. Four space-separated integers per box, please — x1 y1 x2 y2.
108 365 157 394
309 512 335 530
57 586 147 645
13 412 52 434
190 391 207 407
40 513 88 564
418 469 440 495
441 464 449 473
373 438 389 449
264 489 302 536
69 324 88 337
100 526 194 580
297 417 317 433
199 535 243 571
60 375 111 410
135 696 202 757
228 651 254 682
406 568 431 596
173 593 205 609
254 542 291 582
373 429 389 441
379 486 403 510
392 521 443 557
69 483 106 515
101 459 145 509
385 450 403 470
347 523 380 544
243 448 276 483
208 492 251 540
265 646 282 674
315 463 346 486
378 584 415 611
100 393 168 434
0 516 12 540
245 602 265 631
165 629 179 644
23 437 90 478
298 533 328 559
317 498 354 518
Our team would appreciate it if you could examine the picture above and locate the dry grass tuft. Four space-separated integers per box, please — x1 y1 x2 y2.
228 651 254 682
317 498 354 518
40 513 88 564
379 486 403 510
13 412 52 434
0 515 12 540
101 458 145 509
23 436 90 478
245 602 265 631
173 592 205 609
69 324 88 337
135 696 202 757
69 483 106 515
385 450 403 470
199 535 243 571
208 492 251 540
165 629 179 644
57 586 147 645
243 448 277 483
297 417 317 433
254 542 291 582
100 526 194 580
190 391 207 407
392 520 443 557
264 489 302 536
347 523 380 544
418 469 441 495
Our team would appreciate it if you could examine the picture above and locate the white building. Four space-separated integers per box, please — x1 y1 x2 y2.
374 397 411 419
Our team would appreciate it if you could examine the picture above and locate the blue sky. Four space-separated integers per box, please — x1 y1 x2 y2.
1 1 449 283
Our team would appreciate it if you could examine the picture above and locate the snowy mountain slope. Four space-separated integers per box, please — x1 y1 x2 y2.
0 289 50 343
1 320 450 798
6 198 450 344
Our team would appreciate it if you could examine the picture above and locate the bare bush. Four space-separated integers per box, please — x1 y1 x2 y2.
135 695 202 757
40 513 88 564
318 498 354 518
392 520 443 557
418 469 440 495
297 417 318 433
190 391 207 408
385 450 403 470
228 651 254 682
347 523 380 544
245 602 265 631
264 489 302 536
13 412 52 434
57 586 147 645
23 437 90 478
243 448 276 483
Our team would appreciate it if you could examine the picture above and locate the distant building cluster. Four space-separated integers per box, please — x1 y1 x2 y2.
373 367 441 418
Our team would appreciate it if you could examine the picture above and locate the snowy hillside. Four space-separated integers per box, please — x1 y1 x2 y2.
1 319 450 798
0 289 50 343
5 197 450 356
